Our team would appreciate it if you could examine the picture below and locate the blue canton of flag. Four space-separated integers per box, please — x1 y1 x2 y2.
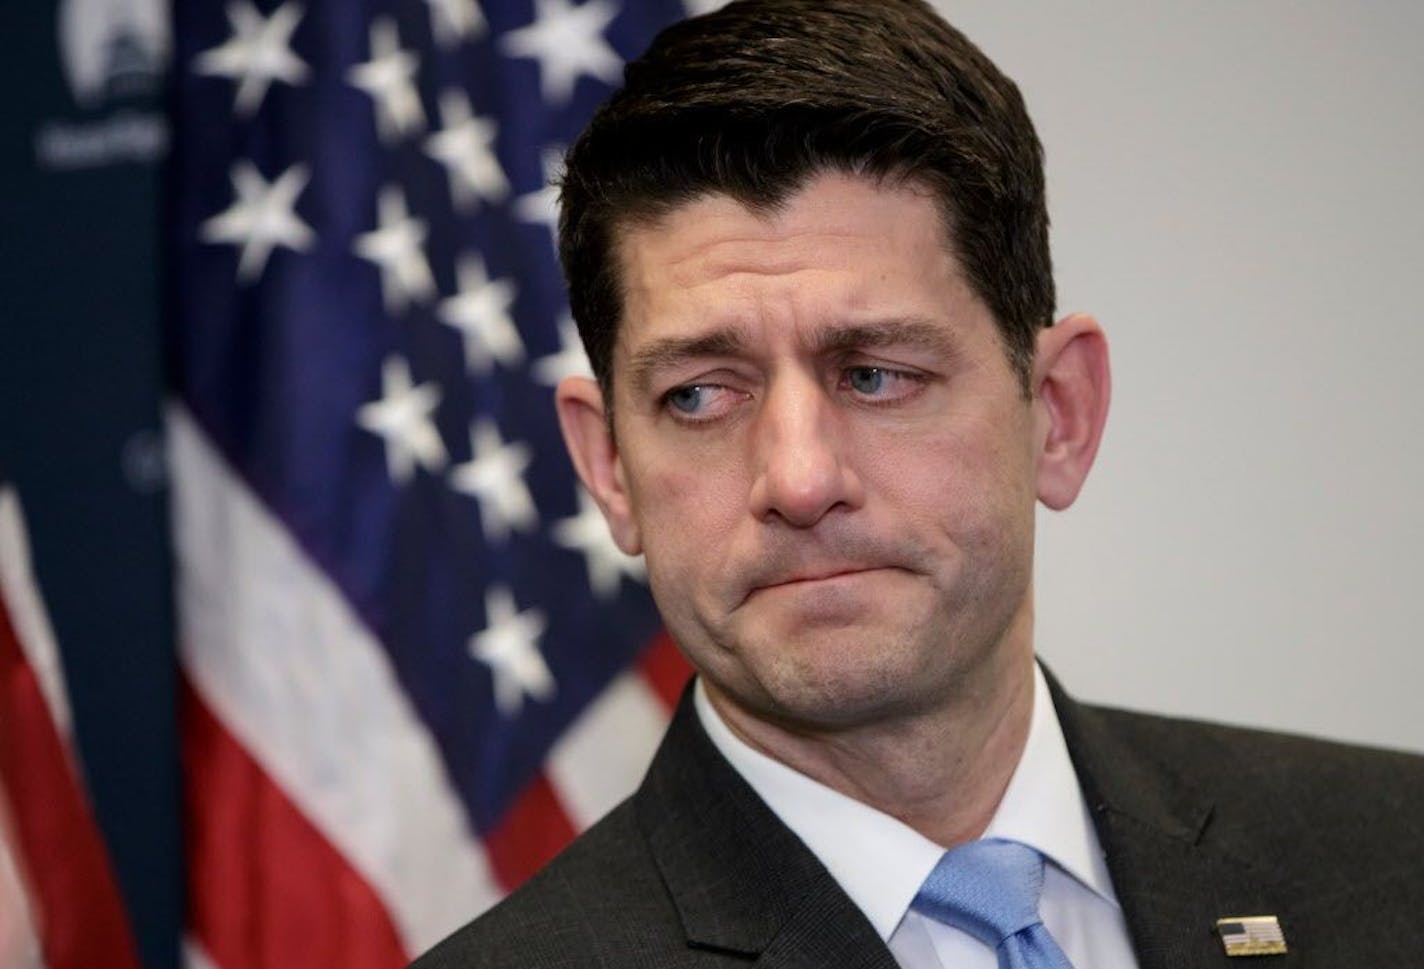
166 2 699 966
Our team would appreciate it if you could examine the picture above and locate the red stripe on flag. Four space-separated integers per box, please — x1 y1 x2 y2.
182 679 409 969
484 636 691 892
0 596 142 969
482 773 577 892
637 630 694 713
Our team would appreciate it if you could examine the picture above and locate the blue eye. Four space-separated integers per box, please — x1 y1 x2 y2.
847 367 885 395
661 382 744 423
841 365 927 404
667 385 706 414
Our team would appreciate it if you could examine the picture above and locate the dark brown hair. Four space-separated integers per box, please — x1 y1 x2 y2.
558 0 1053 399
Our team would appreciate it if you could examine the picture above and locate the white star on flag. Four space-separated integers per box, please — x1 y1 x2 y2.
471 586 554 717
425 89 509 210
347 17 425 142
353 185 437 313
356 356 448 484
500 0 622 105
200 160 315 282
424 0 487 48
451 420 538 542
193 0 310 117
532 316 593 387
438 255 524 374
515 148 564 240
552 488 646 598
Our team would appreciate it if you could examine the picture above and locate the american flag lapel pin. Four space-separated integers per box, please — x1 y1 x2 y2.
1215 915 1288 956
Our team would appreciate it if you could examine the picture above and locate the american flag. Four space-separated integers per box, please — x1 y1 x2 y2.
0 480 143 969
167 2 704 965
1216 916 1288 957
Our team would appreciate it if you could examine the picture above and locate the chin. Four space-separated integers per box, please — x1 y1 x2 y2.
727 629 944 730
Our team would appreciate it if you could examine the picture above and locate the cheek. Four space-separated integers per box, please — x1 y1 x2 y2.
865 415 1035 541
625 446 747 563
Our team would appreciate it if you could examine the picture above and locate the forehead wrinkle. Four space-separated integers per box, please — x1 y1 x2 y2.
676 228 889 284
628 198 889 280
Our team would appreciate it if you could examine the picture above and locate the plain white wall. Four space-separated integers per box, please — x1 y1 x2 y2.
929 2 1424 751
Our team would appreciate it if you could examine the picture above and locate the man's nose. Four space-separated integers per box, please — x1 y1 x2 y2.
747 377 864 527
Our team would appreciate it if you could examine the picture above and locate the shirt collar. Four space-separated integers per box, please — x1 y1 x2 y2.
694 663 1119 942
985 664 1120 908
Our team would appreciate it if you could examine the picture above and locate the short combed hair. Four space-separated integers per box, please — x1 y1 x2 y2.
558 0 1053 400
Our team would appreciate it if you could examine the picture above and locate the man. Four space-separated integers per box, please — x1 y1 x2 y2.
414 2 1424 966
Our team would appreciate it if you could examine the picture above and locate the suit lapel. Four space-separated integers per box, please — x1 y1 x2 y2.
1048 672 1302 968
633 674 1306 968
635 688 899 968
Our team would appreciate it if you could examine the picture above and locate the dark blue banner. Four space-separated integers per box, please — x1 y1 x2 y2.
0 2 179 968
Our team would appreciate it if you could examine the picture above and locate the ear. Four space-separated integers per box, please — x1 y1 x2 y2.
1032 313 1111 510
554 376 642 554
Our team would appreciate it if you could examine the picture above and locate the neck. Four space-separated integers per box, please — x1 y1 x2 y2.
704 616 1036 849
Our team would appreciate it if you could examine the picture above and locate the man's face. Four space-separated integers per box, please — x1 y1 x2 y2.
577 172 1053 731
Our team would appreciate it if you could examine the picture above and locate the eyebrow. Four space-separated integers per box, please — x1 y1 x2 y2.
624 316 960 394
626 328 749 395
812 317 960 359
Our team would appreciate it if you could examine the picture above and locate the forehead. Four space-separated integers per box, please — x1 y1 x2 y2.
611 173 978 360
618 172 949 288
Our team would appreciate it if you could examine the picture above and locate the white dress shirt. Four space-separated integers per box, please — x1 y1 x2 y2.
694 665 1141 969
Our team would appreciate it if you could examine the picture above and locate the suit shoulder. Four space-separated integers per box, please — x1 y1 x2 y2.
1088 702 1424 784
409 799 686 969
1083 702 1424 837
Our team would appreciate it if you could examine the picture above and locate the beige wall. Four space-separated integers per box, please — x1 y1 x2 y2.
931 2 1424 751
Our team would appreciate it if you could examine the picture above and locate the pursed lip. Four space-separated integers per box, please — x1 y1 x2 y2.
747 565 893 597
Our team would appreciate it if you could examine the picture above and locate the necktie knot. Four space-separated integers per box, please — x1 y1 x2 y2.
912 839 1074 968
913 838 1045 944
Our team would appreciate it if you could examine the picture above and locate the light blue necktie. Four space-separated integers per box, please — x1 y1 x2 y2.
912 838 1075 969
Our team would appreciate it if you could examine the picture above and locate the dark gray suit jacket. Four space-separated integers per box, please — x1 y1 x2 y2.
413 674 1424 968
